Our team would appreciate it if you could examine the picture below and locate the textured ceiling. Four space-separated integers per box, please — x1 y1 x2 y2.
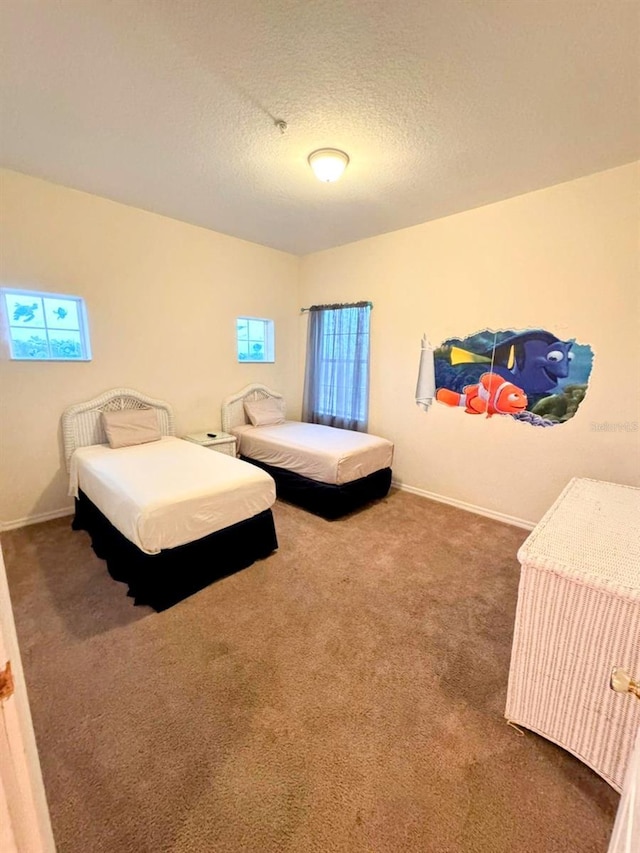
1 0 639 255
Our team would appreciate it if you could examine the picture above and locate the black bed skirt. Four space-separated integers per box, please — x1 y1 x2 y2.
72 491 278 611
239 458 392 520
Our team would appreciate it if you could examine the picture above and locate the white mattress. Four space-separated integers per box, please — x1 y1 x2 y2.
231 421 393 485
68 437 276 554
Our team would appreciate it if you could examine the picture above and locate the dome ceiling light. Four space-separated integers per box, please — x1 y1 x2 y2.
308 148 350 183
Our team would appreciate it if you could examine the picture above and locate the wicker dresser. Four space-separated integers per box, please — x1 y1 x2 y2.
505 477 640 792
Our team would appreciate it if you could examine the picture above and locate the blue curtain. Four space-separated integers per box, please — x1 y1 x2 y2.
302 302 371 431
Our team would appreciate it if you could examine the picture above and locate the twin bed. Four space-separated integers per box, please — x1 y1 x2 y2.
63 385 393 610
221 384 394 520
63 388 277 611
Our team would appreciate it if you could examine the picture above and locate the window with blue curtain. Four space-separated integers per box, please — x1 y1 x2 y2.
302 301 371 431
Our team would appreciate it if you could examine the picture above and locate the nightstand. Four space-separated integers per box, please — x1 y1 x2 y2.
183 431 237 456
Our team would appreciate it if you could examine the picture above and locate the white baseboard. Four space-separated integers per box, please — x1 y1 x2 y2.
2 489 536 534
0 506 74 533
392 481 536 531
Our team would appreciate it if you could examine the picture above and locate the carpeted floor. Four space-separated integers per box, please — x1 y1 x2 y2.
2 489 619 853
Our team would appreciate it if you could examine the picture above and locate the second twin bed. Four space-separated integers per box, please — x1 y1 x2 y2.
222 383 394 520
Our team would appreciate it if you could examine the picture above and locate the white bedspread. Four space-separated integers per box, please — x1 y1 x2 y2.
68 437 276 554
231 421 393 485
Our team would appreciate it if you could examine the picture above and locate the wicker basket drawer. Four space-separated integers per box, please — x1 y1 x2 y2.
505 477 640 792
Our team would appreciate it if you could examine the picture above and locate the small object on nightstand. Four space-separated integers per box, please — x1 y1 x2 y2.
183 431 237 457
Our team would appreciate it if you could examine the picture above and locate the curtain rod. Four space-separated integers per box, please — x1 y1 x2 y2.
300 301 373 313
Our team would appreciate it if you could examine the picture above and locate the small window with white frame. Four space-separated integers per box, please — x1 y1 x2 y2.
236 317 274 363
2 288 92 361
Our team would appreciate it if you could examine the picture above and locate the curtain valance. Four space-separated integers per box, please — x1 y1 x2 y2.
301 301 372 313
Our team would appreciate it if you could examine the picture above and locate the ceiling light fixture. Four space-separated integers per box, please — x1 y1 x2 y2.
308 148 350 183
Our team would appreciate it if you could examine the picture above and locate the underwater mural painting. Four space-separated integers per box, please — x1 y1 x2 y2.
415 329 594 427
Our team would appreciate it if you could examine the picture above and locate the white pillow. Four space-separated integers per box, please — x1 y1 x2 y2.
244 397 285 427
102 407 161 449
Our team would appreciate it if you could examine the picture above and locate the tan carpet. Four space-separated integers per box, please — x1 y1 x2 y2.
2 489 618 853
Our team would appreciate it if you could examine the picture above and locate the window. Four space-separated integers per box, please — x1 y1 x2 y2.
2 288 91 361
236 317 274 362
302 302 371 431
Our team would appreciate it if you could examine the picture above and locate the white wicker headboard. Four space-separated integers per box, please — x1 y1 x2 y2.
61 387 176 471
221 384 285 433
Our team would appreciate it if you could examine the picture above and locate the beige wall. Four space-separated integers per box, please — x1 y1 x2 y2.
299 163 640 525
2 164 638 529
0 169 300 526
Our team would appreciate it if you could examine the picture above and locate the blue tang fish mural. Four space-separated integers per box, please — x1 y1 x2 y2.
451 330 575 396
417 327 594 427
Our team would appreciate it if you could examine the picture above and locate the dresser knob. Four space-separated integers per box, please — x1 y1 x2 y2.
610 667 640 699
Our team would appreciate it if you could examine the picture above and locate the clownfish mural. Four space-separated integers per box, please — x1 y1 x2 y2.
416 328 594 427
435 373 528 417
